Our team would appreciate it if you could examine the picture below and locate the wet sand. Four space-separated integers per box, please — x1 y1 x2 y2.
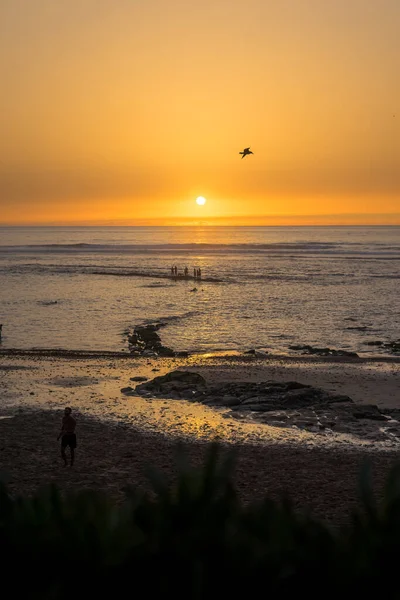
1 351 400 523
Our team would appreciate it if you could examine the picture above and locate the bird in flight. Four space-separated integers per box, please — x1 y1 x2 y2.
239 147 253 159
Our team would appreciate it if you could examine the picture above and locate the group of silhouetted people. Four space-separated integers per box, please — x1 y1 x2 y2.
170 266 202 279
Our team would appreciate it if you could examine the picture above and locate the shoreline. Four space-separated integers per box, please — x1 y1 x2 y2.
1 351 399 437
1 347 400 363
1 351 399 522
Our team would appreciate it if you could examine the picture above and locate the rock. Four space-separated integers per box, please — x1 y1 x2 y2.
288 344 359 357
352 405 387 421
172 381 193 391
381 408 400 419
136 370 207 397
120 386 137 396
326 394 353 404
127 323 180 357
143 324 162 332
137 373 354 415
284 381 310 390
243 348 269 357
142 350 157 357
282 388 318 408
157 346 176 357
156 370 206 385
289 344 313 351
385 427 400 434
130 376 148 382
241 396 266 406
129 369 392 439
385 340 400 354
364 340 400 353
230 412 246 420
221 395 242 407
202 396 223 406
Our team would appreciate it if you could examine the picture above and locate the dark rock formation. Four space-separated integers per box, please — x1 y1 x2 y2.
288 345 359 357
384 340 400 354
244 349 268 357
364 340 400 354
120 386 137 396
136 370 206 397
129 370 395 439
134 371 352 410
127 323 188 357
352 405 388 421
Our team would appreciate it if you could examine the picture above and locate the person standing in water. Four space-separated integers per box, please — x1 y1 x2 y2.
184 267 188 277
57 407 77 467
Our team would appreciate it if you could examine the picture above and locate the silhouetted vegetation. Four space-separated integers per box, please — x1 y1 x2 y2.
1 445 399 599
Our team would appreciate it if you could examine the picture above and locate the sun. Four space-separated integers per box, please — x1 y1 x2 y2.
196 196 207 206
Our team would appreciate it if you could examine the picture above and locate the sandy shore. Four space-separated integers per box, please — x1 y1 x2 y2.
1 351 400 523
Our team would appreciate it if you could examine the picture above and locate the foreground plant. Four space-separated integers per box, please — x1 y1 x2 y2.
0 445 399 599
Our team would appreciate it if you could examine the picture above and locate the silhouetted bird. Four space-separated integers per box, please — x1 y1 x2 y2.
239 147 253 159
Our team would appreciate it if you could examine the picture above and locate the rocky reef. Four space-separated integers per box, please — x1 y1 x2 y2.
364 340 400 354
288 345 359 357
127 323 188 358
123 370 399 440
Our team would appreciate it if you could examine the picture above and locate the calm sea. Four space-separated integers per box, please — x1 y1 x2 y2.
0 226 399 355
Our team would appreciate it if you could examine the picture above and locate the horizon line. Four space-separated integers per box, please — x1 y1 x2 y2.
1 213 400 227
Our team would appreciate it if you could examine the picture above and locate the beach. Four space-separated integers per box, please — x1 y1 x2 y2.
1 350 399 524
1 225 400 524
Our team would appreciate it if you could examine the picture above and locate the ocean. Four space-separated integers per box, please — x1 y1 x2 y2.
0 226 399 356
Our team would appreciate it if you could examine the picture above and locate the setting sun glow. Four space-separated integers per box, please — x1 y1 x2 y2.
0 1 399 225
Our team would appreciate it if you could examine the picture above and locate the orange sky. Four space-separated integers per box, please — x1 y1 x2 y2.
0 0 399 225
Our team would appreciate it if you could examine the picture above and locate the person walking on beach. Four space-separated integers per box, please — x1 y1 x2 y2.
197 267 202 279
184 266 188 277
174 265 178 276
193 267 197 279
170 265 174 276
57 407 77 467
